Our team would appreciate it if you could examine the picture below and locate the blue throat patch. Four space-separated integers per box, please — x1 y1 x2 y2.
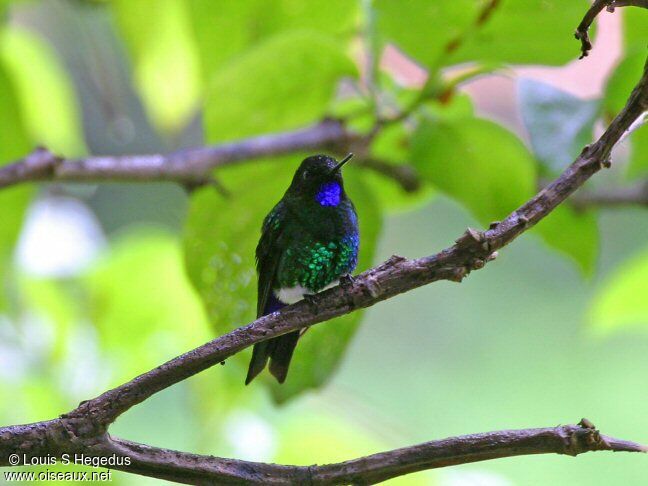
315 181 341 207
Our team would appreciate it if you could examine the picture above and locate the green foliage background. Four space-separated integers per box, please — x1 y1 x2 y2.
0 1 646 484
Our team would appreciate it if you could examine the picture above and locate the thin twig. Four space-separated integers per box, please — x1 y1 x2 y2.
575 0 648 59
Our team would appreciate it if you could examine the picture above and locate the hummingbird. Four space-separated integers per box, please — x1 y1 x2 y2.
245 153 359 385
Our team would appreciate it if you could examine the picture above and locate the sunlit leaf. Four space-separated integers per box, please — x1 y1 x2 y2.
111 0 201 133
626 129 648 179
603 50 648 179
365 123 435 213
184 161 381 402
0 63 33 309
376 0 589 68
623 6 648 49
518 78 599 175
410 116 535 224
448 0 590 66
86 229 210 382
374 0 479 68
604 49 645 117
0 26 85 156
188 0 359 83
590 247 648 334
205 30 356 142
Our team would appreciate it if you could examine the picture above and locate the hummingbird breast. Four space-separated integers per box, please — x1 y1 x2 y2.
274 200 358 301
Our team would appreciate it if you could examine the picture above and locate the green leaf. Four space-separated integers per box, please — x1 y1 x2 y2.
448 0 591 66
622 6 648 49
603 50 648 179
627 128 648 179
518 78 599 174
184 161 381 401
0 26 85 156
533 205 599 275
374 0 479 68
205 31 356 143
0 62 33 309
86 229 209 382
111 0 201 133
603 49 645 117
365 123 435 213
410 116 535 223
589 246 648 334
188 0 359 83
375 0 589 68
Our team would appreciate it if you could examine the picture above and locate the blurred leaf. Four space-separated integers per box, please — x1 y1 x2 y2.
603 50 648 179
626 128 648 179
205 31 356 142
534 206 599 275
86 229 209 382
590 246 648 334
184 161 381 401
374 0 479 68
448 0 590 66
623 6 648 49
410 116 535 223
376 0 589 68
365 123 436 213
189 0 359 83
0 26 85 156
604 49 645 117
111 0 201 133
0 63 33 309
184 163 283 337
518 78 599 174
19 277 77 361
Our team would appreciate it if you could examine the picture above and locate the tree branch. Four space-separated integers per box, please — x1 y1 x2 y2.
0 420 643 485
0 12 647 486
0 119 352 189
0 119 424 194
575 0 648 59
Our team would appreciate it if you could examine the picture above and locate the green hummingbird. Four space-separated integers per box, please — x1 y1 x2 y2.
245 153 359 385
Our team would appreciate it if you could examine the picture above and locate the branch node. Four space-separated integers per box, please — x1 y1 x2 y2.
455 228 484 249
387 254 408 265
517 215 530 228
449 266 468 282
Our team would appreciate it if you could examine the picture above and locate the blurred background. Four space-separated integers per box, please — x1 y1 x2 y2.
0 1 647 484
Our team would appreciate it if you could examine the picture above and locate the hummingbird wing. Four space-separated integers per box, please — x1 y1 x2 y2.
255 200 289 318
246 201 289 385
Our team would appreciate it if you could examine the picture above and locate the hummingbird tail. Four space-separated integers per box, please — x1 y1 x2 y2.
245 341 271 385
268 331 300 384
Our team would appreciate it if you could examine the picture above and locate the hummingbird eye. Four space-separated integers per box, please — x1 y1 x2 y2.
302 170 310 180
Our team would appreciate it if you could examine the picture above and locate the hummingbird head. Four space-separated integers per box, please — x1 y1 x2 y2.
287 153 353 207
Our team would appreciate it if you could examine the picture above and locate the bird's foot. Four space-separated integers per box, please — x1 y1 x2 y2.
340 274 355 289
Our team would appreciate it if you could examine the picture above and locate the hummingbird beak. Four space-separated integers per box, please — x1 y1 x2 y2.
330 153 354 174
